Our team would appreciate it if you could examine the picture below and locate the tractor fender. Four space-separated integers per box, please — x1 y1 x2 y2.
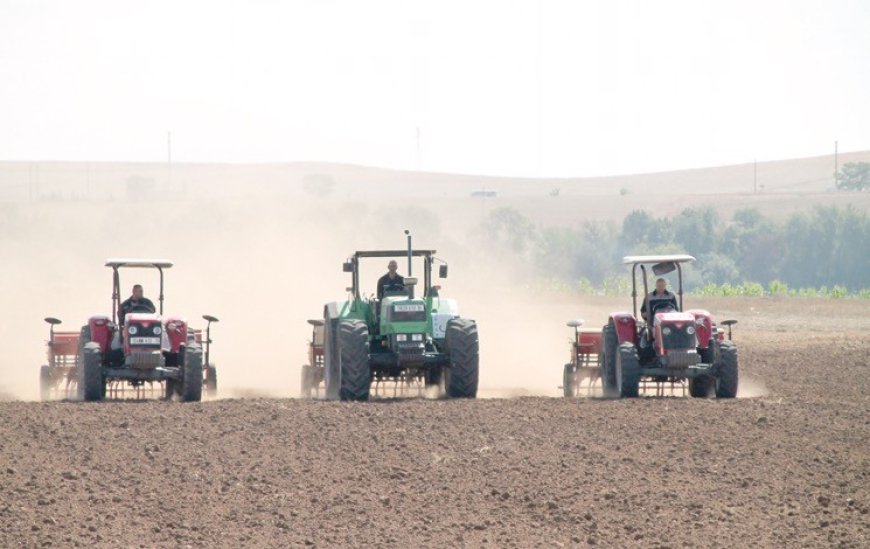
324 301 344 322
87 316 113 355
686 309 714 349
164 316 188 353
609 313 638 346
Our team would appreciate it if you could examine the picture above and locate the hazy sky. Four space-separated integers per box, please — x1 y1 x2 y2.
1 0 868 177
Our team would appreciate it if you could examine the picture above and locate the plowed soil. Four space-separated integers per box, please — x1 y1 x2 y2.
1 302 868 548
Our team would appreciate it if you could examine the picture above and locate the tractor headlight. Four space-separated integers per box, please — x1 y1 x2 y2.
396 334 408 342
662 327 671 336
128 325 138 335
686 326 695 335
411 333 424 342
153 326 162 335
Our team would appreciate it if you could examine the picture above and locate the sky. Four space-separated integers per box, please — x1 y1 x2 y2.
1 0 868 177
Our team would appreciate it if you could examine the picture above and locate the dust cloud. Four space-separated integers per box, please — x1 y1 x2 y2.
0 171 604 401
1 165 778 401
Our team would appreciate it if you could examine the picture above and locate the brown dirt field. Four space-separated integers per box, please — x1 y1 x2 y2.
1 300 868 548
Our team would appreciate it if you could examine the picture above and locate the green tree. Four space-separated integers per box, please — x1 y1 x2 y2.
672 207 718 256
836 162 870 191
482 207 537 254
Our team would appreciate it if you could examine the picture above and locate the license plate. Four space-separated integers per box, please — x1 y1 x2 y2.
394 304 425 312
129 337 161 345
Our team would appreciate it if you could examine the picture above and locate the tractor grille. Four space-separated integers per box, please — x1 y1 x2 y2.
663 350 700 368
661 326 696 350
127 352 165 369
396 342 425 357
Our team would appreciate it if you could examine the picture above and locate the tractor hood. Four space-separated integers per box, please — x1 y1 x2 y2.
382 298 428 323
653 311 695 326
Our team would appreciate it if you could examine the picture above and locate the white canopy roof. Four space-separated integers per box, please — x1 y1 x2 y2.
622 254 695 265
105 258 174 269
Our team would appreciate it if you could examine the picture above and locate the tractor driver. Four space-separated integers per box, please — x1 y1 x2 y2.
120 284 156 323
376 260 405 299
641 277 679 321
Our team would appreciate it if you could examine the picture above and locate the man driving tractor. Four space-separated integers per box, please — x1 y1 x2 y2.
641 277 679 320
376 260 405 299
119 284 155 323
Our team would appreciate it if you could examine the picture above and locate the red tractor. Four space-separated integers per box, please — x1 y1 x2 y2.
599 255 739 398
73 258 204 401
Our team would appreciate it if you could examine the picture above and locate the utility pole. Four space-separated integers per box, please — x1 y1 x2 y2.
834 140 839 187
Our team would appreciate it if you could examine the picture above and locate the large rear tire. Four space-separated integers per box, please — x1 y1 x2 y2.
79 344 104 402
323 319 340 400
40 366 52 401
601 323 618 396
616 342 640 398
562 363 575 398
446 319 479 398
338 320 370 401
714 340 738 398
181 344 203 402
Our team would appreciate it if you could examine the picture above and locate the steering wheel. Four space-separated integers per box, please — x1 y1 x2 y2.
129 304 156 313
383 282 405 293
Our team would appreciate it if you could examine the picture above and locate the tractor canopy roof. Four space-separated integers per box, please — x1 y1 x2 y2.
353 250 436 259
105 258 174 269
622 254 695 266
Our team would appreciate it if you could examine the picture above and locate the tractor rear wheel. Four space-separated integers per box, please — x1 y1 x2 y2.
446 319 479 398
338 320 370 401
205 365 218 397
616 342 640 398
323 319 340 400
40 366 52 401
79 344 104 402
688 375 713 398
601 324 618 396
181 344 203 402
562 363 575 398
714 340 739 398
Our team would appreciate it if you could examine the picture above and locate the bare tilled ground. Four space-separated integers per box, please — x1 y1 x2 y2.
2 327 869 547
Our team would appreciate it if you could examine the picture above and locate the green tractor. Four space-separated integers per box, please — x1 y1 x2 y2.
320 232 479 401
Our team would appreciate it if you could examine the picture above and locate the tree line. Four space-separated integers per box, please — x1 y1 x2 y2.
481 204 869 296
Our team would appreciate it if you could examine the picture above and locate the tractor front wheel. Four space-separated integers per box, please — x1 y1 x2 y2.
181 345 204 402
688 375 713 398
616 342 640 398
338 320 371 401
446 319 479 398
79 344 104 402
714 340 739 398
